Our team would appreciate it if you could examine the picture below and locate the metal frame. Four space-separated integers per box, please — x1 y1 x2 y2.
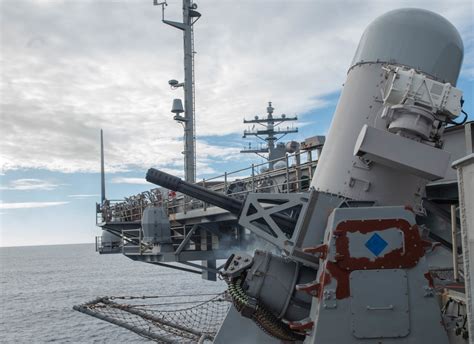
238 192 310 250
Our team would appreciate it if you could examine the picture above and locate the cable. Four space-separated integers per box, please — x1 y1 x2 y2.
445 110 468 126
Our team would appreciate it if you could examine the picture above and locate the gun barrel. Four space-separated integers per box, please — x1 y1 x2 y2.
146 168 297 234
146 168 243 214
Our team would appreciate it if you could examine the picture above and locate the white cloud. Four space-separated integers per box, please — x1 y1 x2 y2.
0 178 61 191
0 201 69 209
67 194 99 199
0 1 472 174
111 177 151 185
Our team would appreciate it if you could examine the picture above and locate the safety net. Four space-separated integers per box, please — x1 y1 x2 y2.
73 292 231 343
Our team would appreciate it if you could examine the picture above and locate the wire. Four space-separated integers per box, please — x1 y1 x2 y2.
445 110 469 126
447 97 469 126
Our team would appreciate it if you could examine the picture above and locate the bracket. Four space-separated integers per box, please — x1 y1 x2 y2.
238 192 310 251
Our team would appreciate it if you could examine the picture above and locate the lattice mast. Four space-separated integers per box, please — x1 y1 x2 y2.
156 0 201 183
241 102 298 169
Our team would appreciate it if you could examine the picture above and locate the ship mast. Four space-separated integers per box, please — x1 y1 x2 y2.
241 102 298 169
155 0 201 183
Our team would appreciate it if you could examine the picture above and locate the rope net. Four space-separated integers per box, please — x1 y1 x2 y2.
74 293 231 343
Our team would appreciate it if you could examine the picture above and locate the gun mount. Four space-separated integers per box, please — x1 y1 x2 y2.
146 168 242 214
146 168 298 235
79 4 473 343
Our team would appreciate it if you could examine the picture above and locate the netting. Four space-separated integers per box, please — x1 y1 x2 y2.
73 293 231 343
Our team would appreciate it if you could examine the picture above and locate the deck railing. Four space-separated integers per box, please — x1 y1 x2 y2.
97 150 318 224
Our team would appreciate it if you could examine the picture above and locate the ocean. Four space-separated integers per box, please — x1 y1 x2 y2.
0 244 226 343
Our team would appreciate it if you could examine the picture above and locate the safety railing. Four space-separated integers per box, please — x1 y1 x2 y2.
166 151 317 214
97 149 318 223
118 225 208 256
97 189 163 223
122 229 145 255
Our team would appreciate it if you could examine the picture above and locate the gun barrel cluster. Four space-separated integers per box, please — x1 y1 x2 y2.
146 168 243 215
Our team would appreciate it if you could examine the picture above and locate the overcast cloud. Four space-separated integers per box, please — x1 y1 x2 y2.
1 0 472 174
0 201 69 209
0 178 61 190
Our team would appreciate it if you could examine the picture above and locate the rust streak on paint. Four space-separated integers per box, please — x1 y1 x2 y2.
326 262 350 299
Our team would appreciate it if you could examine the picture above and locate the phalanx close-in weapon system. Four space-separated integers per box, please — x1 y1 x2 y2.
75 2 473 343
144 7 473 344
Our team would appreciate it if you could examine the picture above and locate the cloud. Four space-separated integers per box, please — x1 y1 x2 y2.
110 177 151 185
0 201 69 209
0 1 472 174
0 179 61 191
67 194 99 199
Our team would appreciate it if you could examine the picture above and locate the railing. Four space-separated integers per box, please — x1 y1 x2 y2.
166 151 316 215
118 225 207 256
122 229 144 255
97 189 163 223
97 149 318 224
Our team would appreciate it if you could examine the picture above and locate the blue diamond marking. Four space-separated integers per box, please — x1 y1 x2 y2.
365 233 388 257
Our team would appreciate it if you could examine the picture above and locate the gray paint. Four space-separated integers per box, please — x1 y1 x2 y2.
311 63 427 211
453 154 474 340
306 207 450 344
213 307 279 344
141 206 172 244
351 8 463 85
101 229 121 243
354 124 451 180
350 269 409 338
243 250 314 321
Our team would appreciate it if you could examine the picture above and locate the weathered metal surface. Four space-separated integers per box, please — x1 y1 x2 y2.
351 8 463 85
453 153 474 340
350 269 409 339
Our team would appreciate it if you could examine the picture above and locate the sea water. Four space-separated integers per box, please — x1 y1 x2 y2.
0 244 226 343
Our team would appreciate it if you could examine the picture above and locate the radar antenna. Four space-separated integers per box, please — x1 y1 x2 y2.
241 102 298 169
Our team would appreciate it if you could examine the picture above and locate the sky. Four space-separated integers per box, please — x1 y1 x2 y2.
0 0 473 247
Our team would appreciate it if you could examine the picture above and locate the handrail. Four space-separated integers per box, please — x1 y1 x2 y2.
97 150 318 223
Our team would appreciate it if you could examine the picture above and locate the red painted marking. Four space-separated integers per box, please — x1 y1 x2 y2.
296 282 321 297
334 219 426 271
321 217 432 300
303 244 328 259
326 262 351 299
424 272 434 288
296 272 331 298
288 320 314 331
